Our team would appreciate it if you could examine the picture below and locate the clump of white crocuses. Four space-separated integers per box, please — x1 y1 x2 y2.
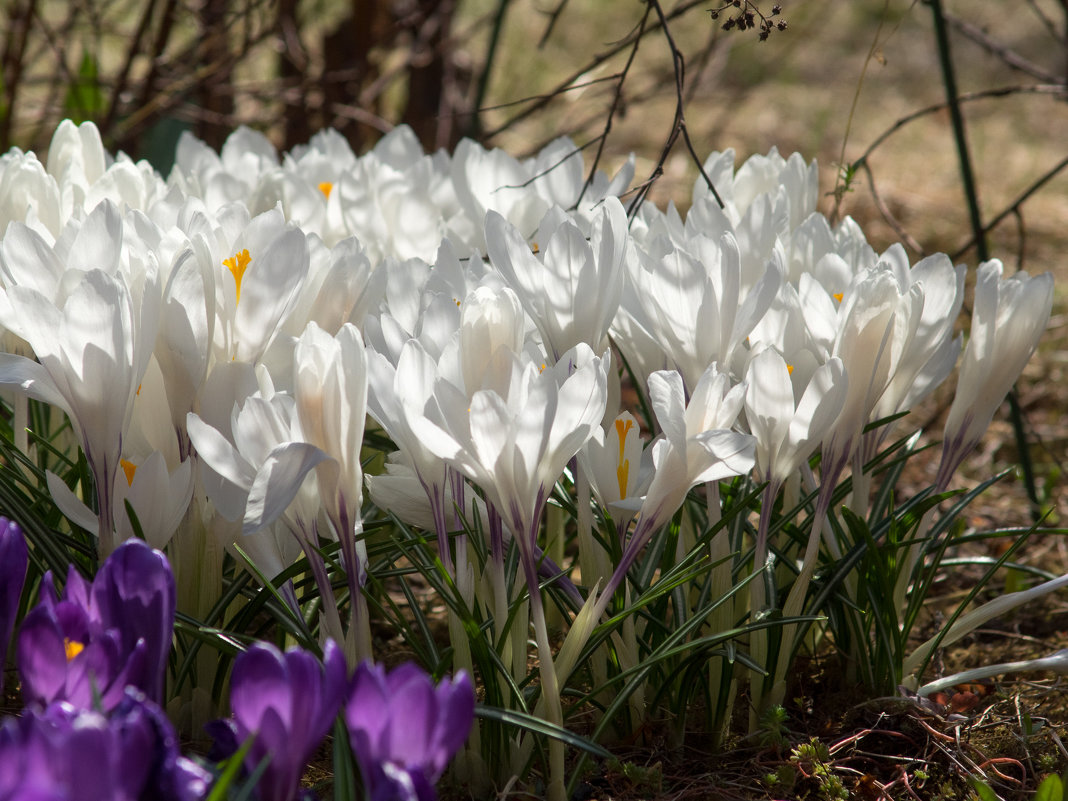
0 119 1055 800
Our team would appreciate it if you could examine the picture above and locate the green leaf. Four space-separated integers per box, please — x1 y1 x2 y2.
1034 774 1064 801
968 776 1000 801
475 704 611 759
205 733 257 801
332 718 359 801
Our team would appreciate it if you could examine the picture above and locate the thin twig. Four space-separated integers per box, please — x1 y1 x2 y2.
852 85 1068 171
626 0 723 218
949 152 1068 260
574 2 650 211
942 9 1058 82
859 162 925 255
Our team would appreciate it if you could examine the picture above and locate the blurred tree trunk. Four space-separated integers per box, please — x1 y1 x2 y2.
196 0 235 150
401 0 459 151
322 0 391 152
0 0 37 152
321 0 462 153
277 0 313 147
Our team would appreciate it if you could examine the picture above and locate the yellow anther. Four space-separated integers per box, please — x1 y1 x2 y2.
64 638 85 661
223 249 252 305
786 363 795 375
120 458 137 486
531 242 539 254
614 417 634 499
833 292 844 303
318 181 334 199
616 460 630 500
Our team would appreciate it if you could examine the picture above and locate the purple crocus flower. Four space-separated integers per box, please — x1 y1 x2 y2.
16 539 175 710
89 539 176 703
0 517 27 694
16 595 148 711
222 639 348 801
0 688 211 801
345 662 475 801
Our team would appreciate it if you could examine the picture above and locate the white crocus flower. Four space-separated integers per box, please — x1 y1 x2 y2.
0 266 159 554
294 321 372 660
366 340 457 566
209 206 310 365
862 250 964 458
745 349 848 492
114 452 195 548
45 119 109 219
619 232 781 391
937 260 1053 488
486 197 628 362
611 367 753 576
580 410 653 536
170 126 280 212
0 149 63 237
451 138 550 251
818 266 920 494
186 383 350 636
527 137 634 229
412 342 608 801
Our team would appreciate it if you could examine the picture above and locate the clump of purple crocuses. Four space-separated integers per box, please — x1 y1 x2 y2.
1 518 476 801
16 537 175 711
210 643 476 801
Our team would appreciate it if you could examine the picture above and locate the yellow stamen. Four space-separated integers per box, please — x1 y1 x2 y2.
614 417 634 499
318 181 334 199
531 242 539 254
833 292 844 303
786 363 795 375
223 249 252 305
120 458 137 486
64 638 84 661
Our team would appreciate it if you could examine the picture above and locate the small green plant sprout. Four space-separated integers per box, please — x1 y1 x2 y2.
788 739 849 801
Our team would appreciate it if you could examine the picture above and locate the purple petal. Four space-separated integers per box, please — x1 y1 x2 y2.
16 606 72 707
430 672 475 775
91 539 176 703
230 643 290 737
0 518 27 693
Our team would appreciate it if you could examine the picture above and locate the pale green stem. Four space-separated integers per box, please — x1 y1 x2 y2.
764 499 831 717
13 392 29 461
545 502 566 631
704 482 735 743
747 480 780 732
528 585 566 801
893 506 936 617
573 464 609 714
